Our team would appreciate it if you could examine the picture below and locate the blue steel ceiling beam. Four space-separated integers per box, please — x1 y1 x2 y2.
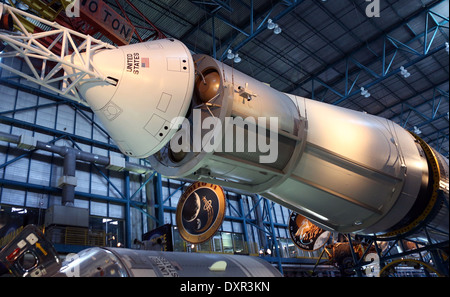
412 112 448 129
0 115 119 152
0 86 111 141
288 1 448 97
399 88 448 128
342 4 448 157
209 0 233 13
220 0 305 60
430 133 449 155
286 8 352 85
192 0 234 13
332 44 446 106
384 77 448 131
189 0 284 59
183 3 312 93
420 128 449 154
330 24 448 106
360 1 448 146
0 78 91 111
196 2 338 97
0 101 63 116
0 178 146 208
190 1 252 37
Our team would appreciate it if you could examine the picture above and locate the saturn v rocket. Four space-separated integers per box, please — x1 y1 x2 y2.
62 39 449 241
0 4 448 242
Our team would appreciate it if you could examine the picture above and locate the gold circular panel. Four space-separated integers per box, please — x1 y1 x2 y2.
176 182 226 244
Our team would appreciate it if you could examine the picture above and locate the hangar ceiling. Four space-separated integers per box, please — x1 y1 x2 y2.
104 0 449 158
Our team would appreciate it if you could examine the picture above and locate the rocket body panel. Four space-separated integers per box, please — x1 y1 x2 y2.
148 53 448 238
264 97 428 233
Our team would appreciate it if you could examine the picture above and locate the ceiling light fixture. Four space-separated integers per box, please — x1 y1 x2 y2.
360 87 371 98
267 19 276 30
233 53 241 63
226 49 235 60
273 24 282 35
226 49 242 63
267 19 281 34
400 66 411 78
413 126 422 135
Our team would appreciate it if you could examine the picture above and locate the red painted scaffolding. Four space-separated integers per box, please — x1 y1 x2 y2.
6 0 165 46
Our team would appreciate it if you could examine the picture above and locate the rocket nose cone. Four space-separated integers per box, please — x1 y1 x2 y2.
63 39 195 158
62 48 125 110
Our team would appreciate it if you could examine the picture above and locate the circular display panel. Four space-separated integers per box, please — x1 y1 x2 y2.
289 212 331 251
176 182 226 244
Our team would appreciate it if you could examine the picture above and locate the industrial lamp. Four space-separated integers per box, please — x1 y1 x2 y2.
267 19 282 34
226 49 241 63
360 87 371 98
400 66 411 78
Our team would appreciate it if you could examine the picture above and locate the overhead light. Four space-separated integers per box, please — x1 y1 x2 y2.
267 19 281 34
360 87 371 98
273 24 282 35
413 126 421 135
227 49 241 63
233 53 241 63
400 66 411 78
267 19 276 30
226 49 235 60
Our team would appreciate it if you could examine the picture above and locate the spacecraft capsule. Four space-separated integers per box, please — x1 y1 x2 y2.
62 39 195 158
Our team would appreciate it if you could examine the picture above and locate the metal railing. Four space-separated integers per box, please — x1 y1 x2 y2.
46 226 105 247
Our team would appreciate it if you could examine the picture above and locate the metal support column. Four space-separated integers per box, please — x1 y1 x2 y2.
155 173 164 227
251 195 268 252
61 149 76 206
347 234 363 277
238 195 250 250
124 160 131 248
264 197 283 274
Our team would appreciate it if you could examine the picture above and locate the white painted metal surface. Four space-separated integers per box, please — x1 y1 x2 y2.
62 39 195 157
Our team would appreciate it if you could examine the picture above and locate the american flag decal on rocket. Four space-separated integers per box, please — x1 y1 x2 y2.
141 57 149 68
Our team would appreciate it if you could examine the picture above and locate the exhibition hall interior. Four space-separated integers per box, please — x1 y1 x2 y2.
0 0 448 278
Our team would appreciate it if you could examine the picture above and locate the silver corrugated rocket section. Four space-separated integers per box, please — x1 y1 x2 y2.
55 247 282 277
149 54 449 239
